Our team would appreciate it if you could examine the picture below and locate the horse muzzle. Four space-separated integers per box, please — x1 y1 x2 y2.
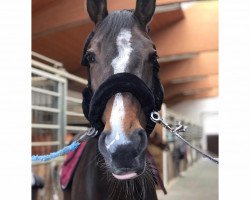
98 128 148 180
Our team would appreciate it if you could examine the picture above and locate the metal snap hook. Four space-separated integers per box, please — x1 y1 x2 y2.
150 111 161 123
86 128 99 137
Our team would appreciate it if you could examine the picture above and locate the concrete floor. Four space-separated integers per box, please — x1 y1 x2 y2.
157 158 218 200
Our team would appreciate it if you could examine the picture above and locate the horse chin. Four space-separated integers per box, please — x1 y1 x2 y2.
110 160 147 180
111 166 146 180
99 154 147 181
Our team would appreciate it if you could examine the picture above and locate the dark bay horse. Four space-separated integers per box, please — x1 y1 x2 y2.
64 0 164 199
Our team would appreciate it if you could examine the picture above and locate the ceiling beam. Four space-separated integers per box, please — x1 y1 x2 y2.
32 23 94 73
152 1 218 57
166 87 218 107
32 1 187 73
32 0 191 38
165 74 218 99
32 0 87 38
32 0 57 13
150 7 184 33
160 51 218 84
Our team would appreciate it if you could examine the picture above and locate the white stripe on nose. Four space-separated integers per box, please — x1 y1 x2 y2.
105 93 129 151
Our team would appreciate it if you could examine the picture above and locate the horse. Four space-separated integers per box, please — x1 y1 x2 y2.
63 0 165 199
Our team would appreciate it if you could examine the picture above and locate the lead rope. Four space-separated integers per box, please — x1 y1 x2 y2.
150 112 219 164
31 128 98 162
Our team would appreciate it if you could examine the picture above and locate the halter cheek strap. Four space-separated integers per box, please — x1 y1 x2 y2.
81 31 95 88
82 86 93 121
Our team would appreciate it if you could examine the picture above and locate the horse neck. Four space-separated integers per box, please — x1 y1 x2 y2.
67 138 101 199
69 138 158 200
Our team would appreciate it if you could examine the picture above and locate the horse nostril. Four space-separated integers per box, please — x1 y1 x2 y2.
98 131 109 154
138 129 148 151
130 129 148 154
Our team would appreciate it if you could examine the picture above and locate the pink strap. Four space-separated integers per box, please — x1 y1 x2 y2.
60 141 87 190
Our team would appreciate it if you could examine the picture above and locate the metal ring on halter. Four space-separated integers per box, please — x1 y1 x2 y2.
150 111 161 123
86 128 98 136
76 128 98 143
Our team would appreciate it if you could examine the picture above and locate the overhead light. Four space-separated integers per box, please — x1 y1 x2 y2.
182 88 212 96
181 1 197 10
32 77 47 82
169 75 207 84
155 3 181 14
158 52 198 63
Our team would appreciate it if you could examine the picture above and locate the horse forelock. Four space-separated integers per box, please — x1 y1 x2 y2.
96 10 135 39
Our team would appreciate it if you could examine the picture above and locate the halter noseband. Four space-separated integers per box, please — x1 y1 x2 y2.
81 31 164 135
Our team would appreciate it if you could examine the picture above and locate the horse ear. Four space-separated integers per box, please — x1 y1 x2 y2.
86 0 108 24
134 0 156 27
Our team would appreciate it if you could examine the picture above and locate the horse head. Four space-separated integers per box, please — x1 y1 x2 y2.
82 0 163 180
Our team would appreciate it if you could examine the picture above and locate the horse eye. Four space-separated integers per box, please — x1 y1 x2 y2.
86 52 96 63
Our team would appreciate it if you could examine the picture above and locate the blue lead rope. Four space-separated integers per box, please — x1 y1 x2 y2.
32 141 80 162
31 128 98 162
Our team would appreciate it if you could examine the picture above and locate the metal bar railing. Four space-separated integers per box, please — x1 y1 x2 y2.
161 104 168 186
32 67 66 83
66 111 84 117
32 52 89 154
32 76 47 82
58 80 67 149
32 157 65 166
32 51 63 68
66 96 82 104
32 141 60 147
32 60 88 85
66 126 89 131
32 105 60 113
32 124 60 129
32 87 60 97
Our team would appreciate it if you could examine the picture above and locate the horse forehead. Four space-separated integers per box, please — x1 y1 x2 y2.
111 28 133 74
110 27 154 60
116 29 132 45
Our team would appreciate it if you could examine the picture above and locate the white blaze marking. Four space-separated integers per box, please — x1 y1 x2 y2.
110 93 125 135
111 29 133 74
106 93 128 150
106 29 133 150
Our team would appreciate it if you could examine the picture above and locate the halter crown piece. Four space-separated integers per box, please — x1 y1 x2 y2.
81 31 164 135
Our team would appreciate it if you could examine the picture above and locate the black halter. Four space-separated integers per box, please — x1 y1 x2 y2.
81 31 164 135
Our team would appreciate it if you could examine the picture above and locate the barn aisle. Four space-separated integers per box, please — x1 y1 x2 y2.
157 158 218 200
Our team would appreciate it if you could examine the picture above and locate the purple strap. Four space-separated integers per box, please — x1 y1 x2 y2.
60 141 87 190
